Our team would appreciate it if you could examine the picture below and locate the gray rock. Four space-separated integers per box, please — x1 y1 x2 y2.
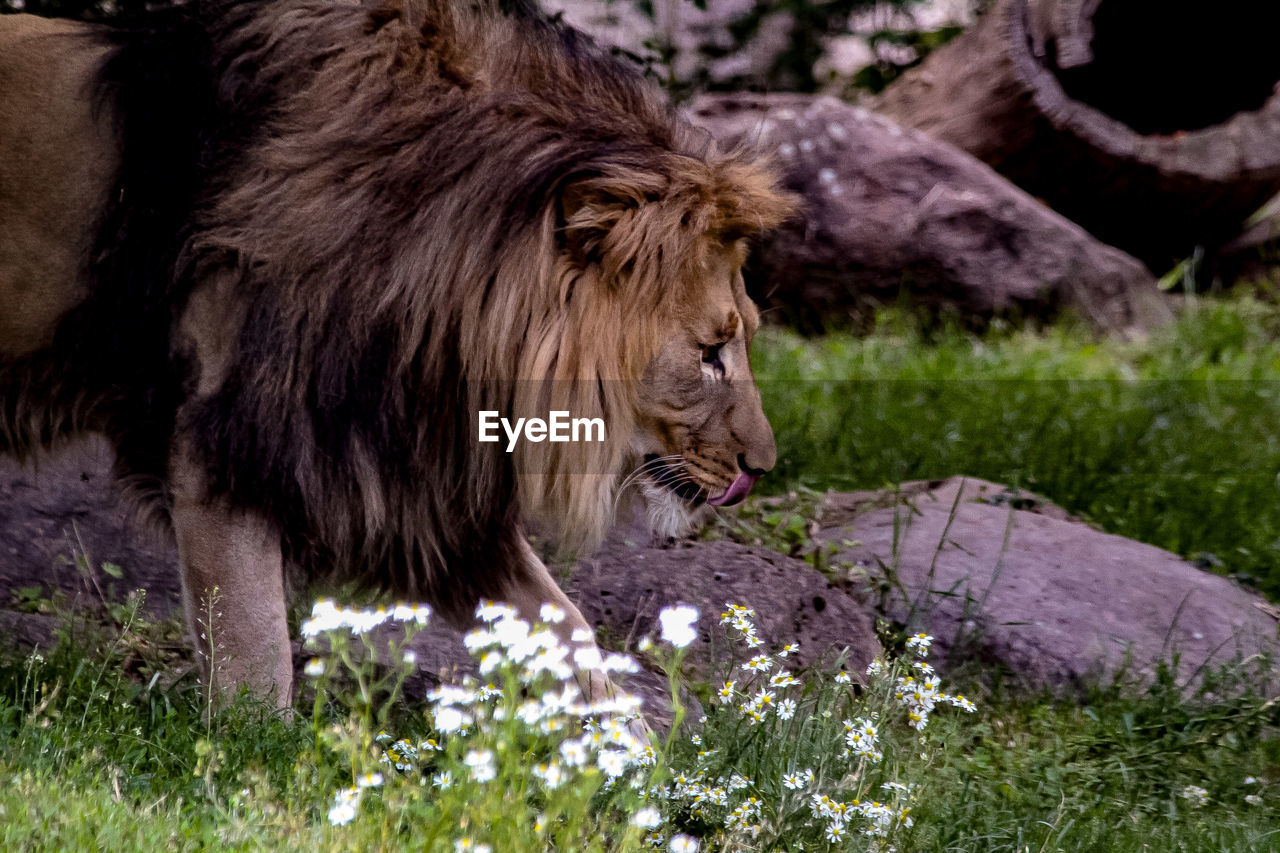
0 436 178 615
568 538 882 682
686 93 1172 334
817 476 1280 689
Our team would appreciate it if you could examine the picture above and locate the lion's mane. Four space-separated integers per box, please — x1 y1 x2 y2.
4 0 789 621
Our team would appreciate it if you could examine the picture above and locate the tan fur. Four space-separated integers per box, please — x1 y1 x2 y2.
0 16 116 357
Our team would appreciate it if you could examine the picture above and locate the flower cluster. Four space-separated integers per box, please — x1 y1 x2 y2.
303 594 982 852
311 599 676 840
301 599 432 638
656 607 979 850
715 606 804 726
867 633 977 733
326 772 384 826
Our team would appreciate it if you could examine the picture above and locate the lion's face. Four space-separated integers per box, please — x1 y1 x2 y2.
630 244 775 535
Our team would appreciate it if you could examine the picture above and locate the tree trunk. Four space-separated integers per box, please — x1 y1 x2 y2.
687 93 1170 333
872 0 1280 272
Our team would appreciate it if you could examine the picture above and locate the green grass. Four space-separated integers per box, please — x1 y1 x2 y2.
0 594 1277 852
753 297 1280 597
3 296 1280 850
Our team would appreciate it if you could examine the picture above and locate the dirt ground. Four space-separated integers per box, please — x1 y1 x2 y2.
0 436 180 616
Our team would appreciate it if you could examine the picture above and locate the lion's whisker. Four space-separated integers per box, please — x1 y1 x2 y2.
612 454 685 513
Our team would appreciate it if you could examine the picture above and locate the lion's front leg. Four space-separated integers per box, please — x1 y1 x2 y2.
170 449 293 710
498 541 651 737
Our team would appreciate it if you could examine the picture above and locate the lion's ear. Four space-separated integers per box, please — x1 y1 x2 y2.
559 170 667 268
559 161 797 271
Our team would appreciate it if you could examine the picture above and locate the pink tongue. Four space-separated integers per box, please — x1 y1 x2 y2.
708 472 760 507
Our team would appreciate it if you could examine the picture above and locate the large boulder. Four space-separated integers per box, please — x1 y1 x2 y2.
686 92 1171 333
816 477 1280 689
569 538 881 681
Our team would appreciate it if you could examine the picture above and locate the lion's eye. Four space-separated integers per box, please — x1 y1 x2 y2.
701 343 725 377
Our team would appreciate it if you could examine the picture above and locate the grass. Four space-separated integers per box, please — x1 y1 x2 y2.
0 589 1276 851
2 296 1280 850
753 297 1280 598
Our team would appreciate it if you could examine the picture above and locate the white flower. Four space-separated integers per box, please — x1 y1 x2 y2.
601 652 640 674
782 771 807 790
1181 784 1209 808
658 605 699 648
669 835 699 853
432 770 453 788
328 800 357 826
769 669 799 688
302 599 340 637
476 601 517 622
539 603 567 623
1246 794 1263 806
303 658 325 677
392 603 431 624
777 698 797 719
741 654 772 672
301 599 391 637
434 706 469 733
465 749 496 783
560 739 588 767
533 762 565 789
357 772 384 788
327 787 360 826
905 632 933 656
632 806 662 828
597 748 629 777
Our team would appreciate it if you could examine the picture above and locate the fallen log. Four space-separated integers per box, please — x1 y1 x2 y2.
687 92 1170 333
872 0 1280 272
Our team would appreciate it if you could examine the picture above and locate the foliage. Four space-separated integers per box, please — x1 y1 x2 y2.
635 0 950 96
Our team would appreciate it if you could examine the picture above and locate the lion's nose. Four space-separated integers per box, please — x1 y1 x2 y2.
738 449 774 477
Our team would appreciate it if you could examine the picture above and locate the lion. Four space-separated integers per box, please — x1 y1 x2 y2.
0 0 792 711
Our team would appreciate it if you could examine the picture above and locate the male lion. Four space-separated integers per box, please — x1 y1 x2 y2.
0 0 791 709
